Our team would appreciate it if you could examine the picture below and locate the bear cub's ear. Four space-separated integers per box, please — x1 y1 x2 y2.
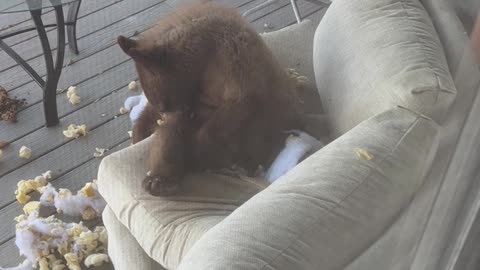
117 35 142 59
118 35 167 63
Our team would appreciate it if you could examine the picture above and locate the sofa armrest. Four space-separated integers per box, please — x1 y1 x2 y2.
314 0 456 137
178 107 439 270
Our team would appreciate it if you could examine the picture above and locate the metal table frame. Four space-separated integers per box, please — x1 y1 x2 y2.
242 0 330 23
0 0 81 127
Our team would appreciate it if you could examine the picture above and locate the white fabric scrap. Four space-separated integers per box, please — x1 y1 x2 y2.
266 130 324 183
39 183 106 217
124 93 148 124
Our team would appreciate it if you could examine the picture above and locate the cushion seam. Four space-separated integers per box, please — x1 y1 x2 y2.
399 0 451 97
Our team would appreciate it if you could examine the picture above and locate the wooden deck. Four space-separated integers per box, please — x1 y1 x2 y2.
0 0 328 267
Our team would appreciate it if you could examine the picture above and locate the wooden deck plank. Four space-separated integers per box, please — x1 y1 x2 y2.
0 0 121 73
8 2 174 109
0 112 131 207
0 68 138 178
0 0 165 92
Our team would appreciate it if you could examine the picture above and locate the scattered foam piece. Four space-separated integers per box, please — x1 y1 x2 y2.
42 171 52 180
64 253 80 270
127 131 132 138
84 254 109 268
128 81 138 90
62 124 87 139
78 183 96 198
23 201 41 215
66 86 77 99
66 86 81 105
93 148 107 158
15 171 50 204
355 148 373 160
16 193 31 204
19 146 32 159
68 94 81 105
119 107 129 115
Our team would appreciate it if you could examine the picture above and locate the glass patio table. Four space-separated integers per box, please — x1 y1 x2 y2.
0 0 82 127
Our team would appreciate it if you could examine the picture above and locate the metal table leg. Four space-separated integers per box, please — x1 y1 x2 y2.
67 0 81 54
0 1 78 127
29 5 66 127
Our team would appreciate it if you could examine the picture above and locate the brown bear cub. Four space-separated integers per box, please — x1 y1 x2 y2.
118 2 304 196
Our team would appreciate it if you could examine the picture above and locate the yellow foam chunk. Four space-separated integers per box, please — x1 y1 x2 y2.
16 192 31 204
23 201 41 215
19 146 32 159
78 183 95 198
355 148 373 161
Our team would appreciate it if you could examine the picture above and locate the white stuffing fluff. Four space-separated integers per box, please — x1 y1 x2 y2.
124 93 148 123
9 209 108 269
39 183 106 218
15 212 69 263
265 130 324 183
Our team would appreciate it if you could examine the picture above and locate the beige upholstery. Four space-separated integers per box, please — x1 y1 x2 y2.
102 206 165 270
313 0 456 137
98 140 266 269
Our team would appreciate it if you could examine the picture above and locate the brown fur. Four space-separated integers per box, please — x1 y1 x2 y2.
118 2 304 196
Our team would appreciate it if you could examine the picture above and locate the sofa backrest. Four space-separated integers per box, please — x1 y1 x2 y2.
313 0 457 137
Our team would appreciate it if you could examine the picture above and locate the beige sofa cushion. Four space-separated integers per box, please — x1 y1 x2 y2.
102 206 165 270
313 0 456 137
97 140 267 269
261 19 323 114
177 107 439 270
